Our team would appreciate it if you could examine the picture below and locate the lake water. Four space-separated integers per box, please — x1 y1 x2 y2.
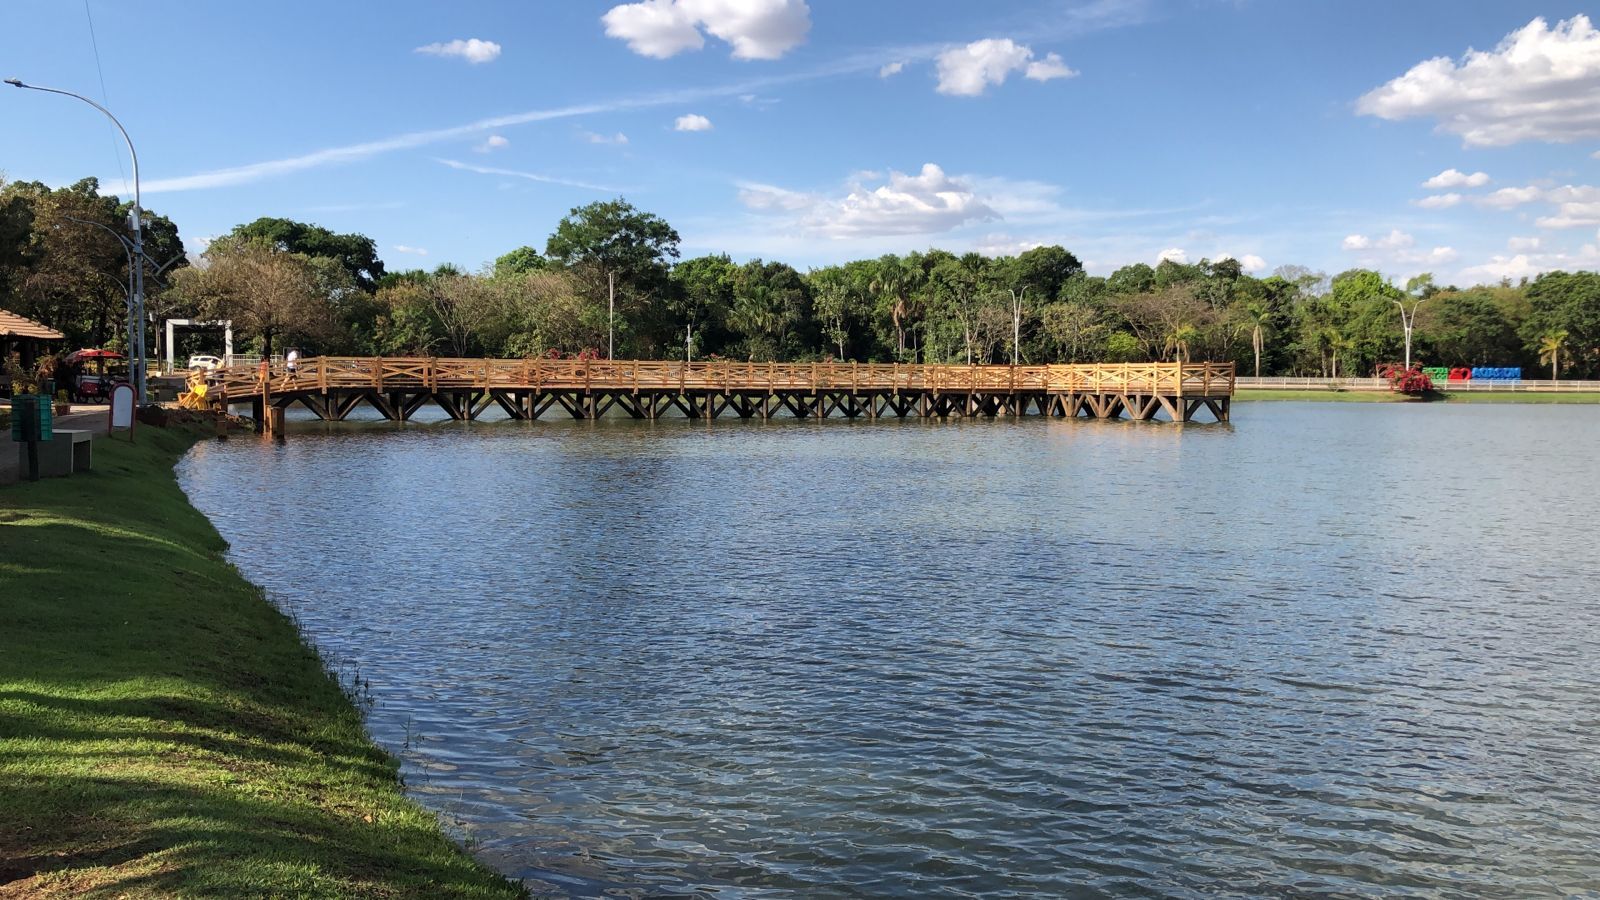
177 403 1600 898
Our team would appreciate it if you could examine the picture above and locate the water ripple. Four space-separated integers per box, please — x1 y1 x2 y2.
178 404 1600 898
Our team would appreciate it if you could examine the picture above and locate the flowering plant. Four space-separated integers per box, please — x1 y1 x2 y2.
1376 363 1435 396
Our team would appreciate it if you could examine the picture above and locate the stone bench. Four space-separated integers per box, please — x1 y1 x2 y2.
9 429 93 479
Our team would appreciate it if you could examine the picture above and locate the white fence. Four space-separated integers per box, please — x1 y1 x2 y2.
1235 377 1600 392
160 354 280 376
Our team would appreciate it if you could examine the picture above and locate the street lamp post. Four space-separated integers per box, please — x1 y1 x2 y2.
1393 296 1426 371
1008 286 1027 366
60 216 136 369
7 78 148 404
59 216 184 372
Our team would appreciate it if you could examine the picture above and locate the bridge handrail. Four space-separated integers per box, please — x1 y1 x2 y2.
203 357 1235 400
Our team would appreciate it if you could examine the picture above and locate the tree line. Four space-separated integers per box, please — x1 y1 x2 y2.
3 177 1597 379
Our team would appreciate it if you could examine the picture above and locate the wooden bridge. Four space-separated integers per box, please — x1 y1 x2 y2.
188 358 1235 429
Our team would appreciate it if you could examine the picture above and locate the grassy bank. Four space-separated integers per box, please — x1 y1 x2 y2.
1234 389 1600 403
0 424 522 898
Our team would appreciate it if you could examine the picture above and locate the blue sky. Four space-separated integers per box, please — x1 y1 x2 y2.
4 0 1598 285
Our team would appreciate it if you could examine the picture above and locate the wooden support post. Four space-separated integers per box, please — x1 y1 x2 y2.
368 392 398 421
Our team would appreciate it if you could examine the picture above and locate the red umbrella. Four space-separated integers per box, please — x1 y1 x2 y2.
64 349 126 363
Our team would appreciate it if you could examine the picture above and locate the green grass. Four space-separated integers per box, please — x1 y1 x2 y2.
1233 389 1406 402
1234 389 1600 404
0 424 523 898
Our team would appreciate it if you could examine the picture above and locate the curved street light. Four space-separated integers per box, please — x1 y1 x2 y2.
1393 296 1426 372
60 216 137 361
58 216 186 367
7 77 148 404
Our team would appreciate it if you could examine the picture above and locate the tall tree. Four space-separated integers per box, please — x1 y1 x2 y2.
1106 263 1156 296
869 254 926 361
1011 245 1084 302
492 246 549 279
229 217 386 292
172 238 351 358
669 254 736 361
728 260 809 361
1241 299 1272 378
1539 330 1569 380
545 198 680 359
1523 271 1600 378
808 263 874 360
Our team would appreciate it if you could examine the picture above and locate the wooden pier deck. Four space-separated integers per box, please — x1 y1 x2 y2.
190 358 1235 429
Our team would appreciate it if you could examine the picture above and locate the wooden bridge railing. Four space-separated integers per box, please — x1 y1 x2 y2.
202 358 1235 401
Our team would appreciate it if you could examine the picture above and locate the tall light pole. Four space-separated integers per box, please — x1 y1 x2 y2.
7 78 148 404
59 216 185 371
1393 296 1426 371
1008 286 1027 365
60 216 136 365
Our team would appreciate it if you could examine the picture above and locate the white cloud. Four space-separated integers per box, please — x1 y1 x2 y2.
1534 184 1600 227
119 96 658 193
1025 52 1077 82
601 0 703 58
1415 192 1463 209
737 93 780 109
879 61 905 78
972 233 1045 257
675 113 713 131
602 0 811 60
436 158 623 192
1343 231 1392 251
736 163 998 238
394 245 429 256
107 11 1150 196
810 164 997 237
475 134 510 153
1356 15 1600 146
1423 168 1490 189
1473 182 1600 227
1217 252 1268 271
1460 254 1543 282
936 38 1076 96
1342 230 1455 266
1158 247 1189 264
581 130 630 145
1460 237 1600 282
415 38 502 64
1479 185 1544 208
736 181 816 212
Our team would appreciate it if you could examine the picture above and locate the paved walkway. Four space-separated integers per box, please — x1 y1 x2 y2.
53 404 112 436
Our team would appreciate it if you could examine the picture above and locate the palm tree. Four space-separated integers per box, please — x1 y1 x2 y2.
869 259 910 360
1539 329 1569 381
1322 327 1352 379
1242 301 1271 378
1163 324 1198 363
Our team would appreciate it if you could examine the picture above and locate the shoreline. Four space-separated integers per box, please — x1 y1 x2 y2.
0 422 521 898
1234 389 1600 403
